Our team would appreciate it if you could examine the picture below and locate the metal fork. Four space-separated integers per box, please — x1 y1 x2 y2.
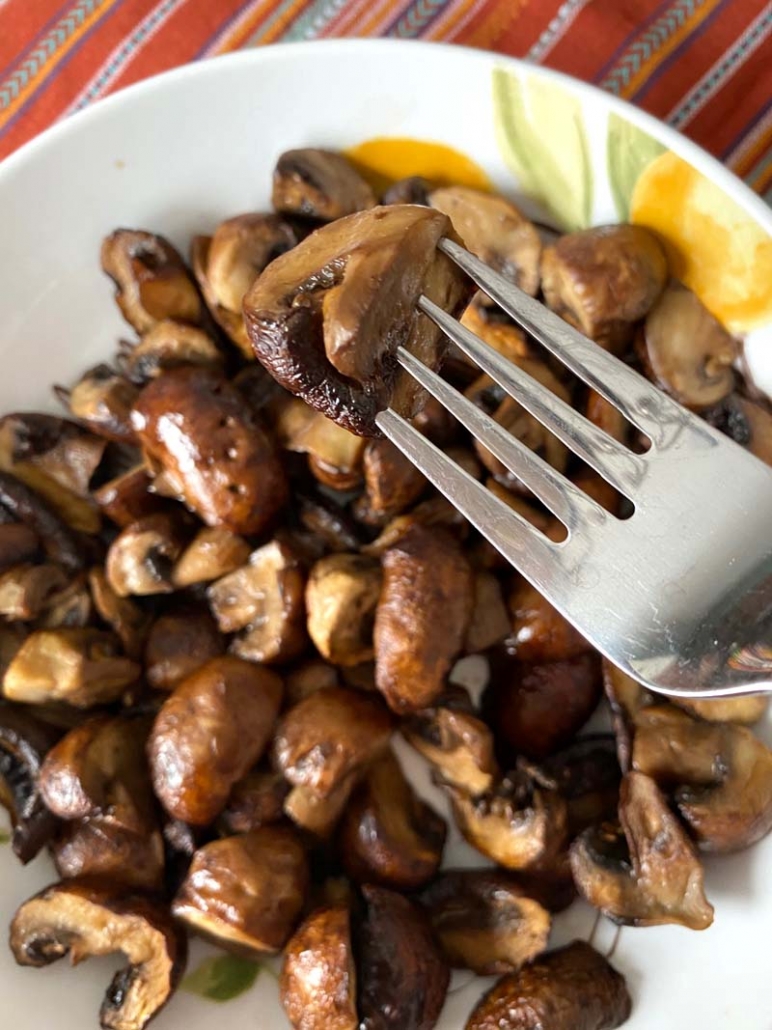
375 238 772 700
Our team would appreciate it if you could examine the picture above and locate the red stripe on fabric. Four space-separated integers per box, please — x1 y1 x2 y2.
0 0 73 78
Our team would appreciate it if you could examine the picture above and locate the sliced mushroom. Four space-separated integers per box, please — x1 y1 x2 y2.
710 394 772 466
306 553 382 666
270 395 366 489
173 825 309 956
459 300 529 362
284 776 357 838
0 471 85 571
0 562 67 620
280 904 358 1030
106 512 189 596
0 413 107 502
92 465 171 528
541 735 621 838
570 770 713 928
121 320 223 383
51 817 165 891
354 437 427 525
298 493 362 553
243 205 471 435
465 571 510 653
59 364 139 444
273 686 393 800
448 764 568 871
357 884 449 1030
272 148 376 220
631 704 772 852
101 228 204 333
132 365 288 534
602 659 653 772
403 687 498 795
337 749 446 889
171 525 251 588
541 224 667 350
3 629 139 707
285 658 340 707
10 879 187 1030
466 940 631 1030
0 521 39 571
208 538 307 664
0 703 59 861
88 568 150 660
144 606 224 690
38 575 93 629
483 651 602 761
148 656 283 825
363 495 468 556
375 524 473 713
382 176 432 206
673 693 769 724
641 281 737 407
420 869 551 974
192 214 299 355
219 766 290 835
508 577 591 662
429 186 541 296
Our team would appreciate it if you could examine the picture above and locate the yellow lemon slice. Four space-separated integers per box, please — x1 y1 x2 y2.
345 137 491 196
630 150 772 334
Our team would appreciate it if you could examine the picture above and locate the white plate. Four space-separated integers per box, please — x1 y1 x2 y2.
0 39 771 1030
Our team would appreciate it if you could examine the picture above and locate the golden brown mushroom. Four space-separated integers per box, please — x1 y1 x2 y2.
0 413 107 503
88 567 151 660
173 825 309 956
354 437 427 524
121 320 223 383
541 224 667 350
270 395 366 490
148 656 283 825
243 205 471 436
306 553 382 666
465 940 631 1030
0 471 86 571
464 571 511 653
508 577 591 662
570 770 713 928
171 525 251 588
0 562 67 620
51 817 165 892
218 766 290 835
0 703 59 862
92 465 171 528
106 512 189 597
10 878 187 1030
272 148 376 220
59 364 139 444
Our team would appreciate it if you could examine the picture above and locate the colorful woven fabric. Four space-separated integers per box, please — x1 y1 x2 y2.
1 0 770 200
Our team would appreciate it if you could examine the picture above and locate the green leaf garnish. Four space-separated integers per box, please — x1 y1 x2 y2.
182 954 261 1002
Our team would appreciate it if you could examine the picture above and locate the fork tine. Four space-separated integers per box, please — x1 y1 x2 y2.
375 409 558 577
396 346 608 531
418 295 645 498
437 236 689 446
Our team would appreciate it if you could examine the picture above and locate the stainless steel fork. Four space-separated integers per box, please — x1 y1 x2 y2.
375 238 772 700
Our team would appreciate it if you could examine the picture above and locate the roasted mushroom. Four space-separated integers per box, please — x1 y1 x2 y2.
0 471 85 571
273 686 392 801
586 388 630 444
465 940 631 1030
631 704 772 852
306 553 382 666
243 205 471 435
143 606 224 690
354 437 427 524
59 364 139 444
429 186 541 296
0 521 39 571
101 228 204 333
270 394 366 490
641 281 737 408
0 703 59 861
281 904 358 1030
420 869 551 974
38 575 93 629
92 465 171 528
570 770 714 928
464 571 511 653
337 749 446 889
0 562 67 620
272 148 376 220
132 365 288 534
285 658 340 707
148 656 283 824
674 693 769 724
508 578 591 662
121 320 223 383
10 878 187 1030
171 525 251 588
459 300 529 362
208 538 307 664
541 224 667 350
173 825 309 956
284 776 357 838
219 766 290 834
3 629 139 707
374 524 473 712
88 567 151 660
541 735 621 838
51 816 164 891
192 213 300 355
106 512 189 596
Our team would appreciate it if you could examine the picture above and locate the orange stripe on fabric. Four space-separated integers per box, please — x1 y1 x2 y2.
321 0 383 35
0 0 121 130
732 117 772 179
213 0 279 52
256 0 314 43
427 0 485 42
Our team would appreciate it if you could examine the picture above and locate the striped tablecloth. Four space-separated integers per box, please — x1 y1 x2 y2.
0 0 770 202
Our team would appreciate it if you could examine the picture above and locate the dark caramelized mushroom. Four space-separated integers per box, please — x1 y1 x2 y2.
88 567 151 660
570 771 713 928
354 437 427 524
429 186 541 296
173 825 309 955
0 704 59 861
61 364 139 444
219 766 290 834
148 656 283 825
272 148 376 220
0 471 85 571
122 320 223 383
144 606 224 690
306 553 382 666
541 224 667 350
508 577 591 662
273 686 393 800
285 658 340 707
243 205 471 435
466 940 631 1030
132 365 288 534
641 281 737 407
0 412 107 497
420 869 551 974
281 904 358 1030
208 538 307 664
10 878 187 1030
51 817 164 891
0 521 39 571
192 214 299 356
338 749 446 889
106 512 189 596
3 629 139 707
38 575 93 629
92 465 170 528
271 395 366 489
382 176 432 206
541 735 621 837
374 524 473 713
101 228 204 333
171 525 251 588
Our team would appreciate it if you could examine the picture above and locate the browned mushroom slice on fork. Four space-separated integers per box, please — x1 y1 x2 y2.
243 205 471 436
